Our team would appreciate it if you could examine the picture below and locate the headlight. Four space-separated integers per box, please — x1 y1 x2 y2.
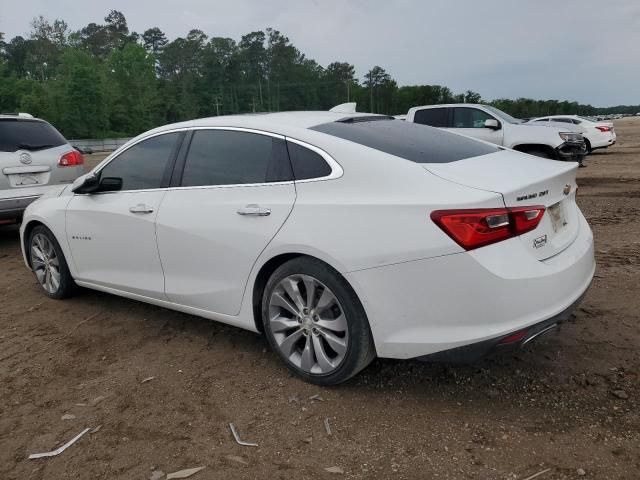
559 132 583 142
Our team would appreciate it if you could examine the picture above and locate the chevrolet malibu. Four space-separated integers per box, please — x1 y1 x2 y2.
20 112 595 385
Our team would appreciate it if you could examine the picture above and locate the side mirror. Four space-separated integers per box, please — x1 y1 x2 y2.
96 177 123 193
484 119 501 130
71 173 100 193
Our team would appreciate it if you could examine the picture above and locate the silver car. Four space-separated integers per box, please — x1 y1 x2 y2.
0 113 85 224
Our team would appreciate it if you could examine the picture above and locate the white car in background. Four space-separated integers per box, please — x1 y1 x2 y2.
527 115 616 154
405 104 586 162
0 113 85 224
20 112 595 385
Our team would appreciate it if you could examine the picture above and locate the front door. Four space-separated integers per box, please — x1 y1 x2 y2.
66 132 182 298
448 107 504 145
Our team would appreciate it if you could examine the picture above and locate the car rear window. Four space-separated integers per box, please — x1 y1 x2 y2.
0 119 67 152
311 118 499 163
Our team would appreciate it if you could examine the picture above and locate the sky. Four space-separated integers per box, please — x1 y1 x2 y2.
1 0 639 107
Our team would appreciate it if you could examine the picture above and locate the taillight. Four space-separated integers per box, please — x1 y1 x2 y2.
595 126 611 132
58 150 84 167
431 206 546 250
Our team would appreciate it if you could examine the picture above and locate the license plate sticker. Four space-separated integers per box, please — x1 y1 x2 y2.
548 202 566 232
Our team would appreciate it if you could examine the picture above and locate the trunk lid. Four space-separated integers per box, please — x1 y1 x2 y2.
423 150 580 260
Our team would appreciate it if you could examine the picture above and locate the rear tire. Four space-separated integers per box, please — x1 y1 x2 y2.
584 139 592 155
28 225 77 299
262 257 376 385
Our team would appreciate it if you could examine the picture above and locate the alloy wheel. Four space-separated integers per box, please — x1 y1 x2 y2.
31 233 61 294
268 274 349 375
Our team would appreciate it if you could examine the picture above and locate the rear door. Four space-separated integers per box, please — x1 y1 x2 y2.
156 128 296 315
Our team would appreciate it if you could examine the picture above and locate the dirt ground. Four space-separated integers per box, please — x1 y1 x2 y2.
1 119 639 480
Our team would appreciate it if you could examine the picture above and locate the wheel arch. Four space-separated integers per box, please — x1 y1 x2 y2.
251 252 363 334
22 219 47 268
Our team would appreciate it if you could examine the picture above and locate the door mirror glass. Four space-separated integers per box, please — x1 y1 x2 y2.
484 119 500 130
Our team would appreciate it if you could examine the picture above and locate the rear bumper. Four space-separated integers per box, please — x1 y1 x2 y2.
0 184 70 220
346 210 595 359
0 195 41 220
418 292 586 362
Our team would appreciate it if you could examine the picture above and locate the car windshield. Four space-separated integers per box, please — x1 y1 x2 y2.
0 119 66 152
482 106 522 124
311 117 500 164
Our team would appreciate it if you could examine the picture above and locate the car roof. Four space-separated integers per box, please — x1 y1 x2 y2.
408 104 489 110
149 111 381 134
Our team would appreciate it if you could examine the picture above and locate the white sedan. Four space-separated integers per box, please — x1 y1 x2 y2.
20 112 595 385
528 115 616 153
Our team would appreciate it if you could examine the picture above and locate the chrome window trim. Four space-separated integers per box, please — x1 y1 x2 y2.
285 136 344 183
79 126 343 195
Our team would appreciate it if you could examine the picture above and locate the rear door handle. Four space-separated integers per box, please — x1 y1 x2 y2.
129 204 154 214
237 204 271 217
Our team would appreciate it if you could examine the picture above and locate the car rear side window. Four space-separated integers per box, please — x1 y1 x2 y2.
181 130 292 187
0 119 66 152
286 141 332 180
413 108 448 127
100 132 180 191
311 118 499 164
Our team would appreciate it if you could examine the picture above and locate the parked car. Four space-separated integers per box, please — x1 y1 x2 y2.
0 113 84 224
526 115 616 153
405 104 586 162
20 112 595 385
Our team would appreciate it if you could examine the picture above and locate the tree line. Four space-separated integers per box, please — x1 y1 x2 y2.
0 10 638 139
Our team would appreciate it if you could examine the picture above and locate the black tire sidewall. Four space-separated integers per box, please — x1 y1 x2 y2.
28 225 76 299
261 257 374 385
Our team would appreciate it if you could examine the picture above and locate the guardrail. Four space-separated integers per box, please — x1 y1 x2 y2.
68 138 132 152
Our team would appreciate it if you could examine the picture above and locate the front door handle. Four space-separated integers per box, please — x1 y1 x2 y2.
237 204 271 217
129 204 154 214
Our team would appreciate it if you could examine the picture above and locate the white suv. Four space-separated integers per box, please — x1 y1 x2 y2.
0 114 85 224
406 104 586 162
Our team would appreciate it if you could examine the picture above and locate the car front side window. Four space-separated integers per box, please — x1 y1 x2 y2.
98 132 181 191
451 108 493 128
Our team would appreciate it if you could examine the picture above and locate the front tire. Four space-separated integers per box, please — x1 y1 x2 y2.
262 257 375 385
28 225 77 299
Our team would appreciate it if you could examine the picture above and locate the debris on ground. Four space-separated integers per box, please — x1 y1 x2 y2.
612 389 628 399
225 455 248 465
577 468 587 476
229 423 258 447
324 418 332 435
141 376 155 384
309 394 324 401
61 413 76 421
90 425 102 434
28 427 91 459
166 467 205 479
522 468 551 480
89 395 106 406
149 470 164 480
324 466 344 474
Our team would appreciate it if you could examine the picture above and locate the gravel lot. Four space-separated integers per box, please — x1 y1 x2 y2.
1 119 638 479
